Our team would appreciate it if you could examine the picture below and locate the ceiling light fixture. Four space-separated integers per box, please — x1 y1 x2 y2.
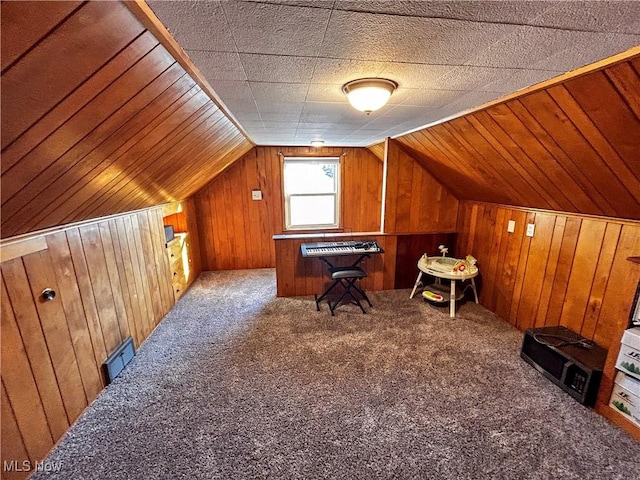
342 78 398 114
311 140 324 147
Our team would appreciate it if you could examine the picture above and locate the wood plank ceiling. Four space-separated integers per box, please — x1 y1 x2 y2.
395 54 640 220
2 1 639 241
0 0 253 239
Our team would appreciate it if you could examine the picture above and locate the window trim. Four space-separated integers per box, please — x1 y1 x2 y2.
282 156 342 231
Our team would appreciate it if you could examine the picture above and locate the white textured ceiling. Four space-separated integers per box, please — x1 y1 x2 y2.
147 0 640 147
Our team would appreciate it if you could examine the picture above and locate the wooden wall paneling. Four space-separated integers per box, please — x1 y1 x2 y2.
512 213 556 331
543 217 583 327
396 131 471 200
593 225 640 428
194 146 381 270
242 150 270 268
145 210 173 313
443 120 519 205
1 30 159 175
426 123 511 203
147 209 172 317
209 177 230 271
392 54 640 221
507 211 536 328
0 259 70 440
0 0 84 72
507 99 609 215
0 278 55 463
393 146 416 232
22 73 197 233
478 108 561 211
0 206 183 473
382 139 401 233
64 228 109 367
77 225 123 355
1 1 146 149
69 95 214 222
120 215 153 341
364 150 384 232
152 209 177 300
489 104 581 212
478 206 507 313
510 87 615 215
1 33 166 205
454 202 471 256
342 150 360 231
97 223 132 342
134 213 164 324
580 223 623 339
564 69 640 181
558 220 608 334
108 219 140 331
166 131 253 198
1 381 30 480
487 207 515 313
367 141 385 161
521 89 637 218
110 219 144 348
275 239 296 297
560 77 640 202
593 224 640 352
20 250 88 423
380 235 398 290
456 202 640 438
196 186 215 271
415 128 485 201
383 140 458 234
463 203 480 256
139 111 242 190
2 43 177 229
605 60 640 119
533 216 567 328
12 62 189 233
184 199 203 279
89 106 231 218
45 232 103 402
492 209 529 323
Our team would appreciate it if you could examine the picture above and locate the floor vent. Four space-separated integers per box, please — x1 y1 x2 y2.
103 337 135 385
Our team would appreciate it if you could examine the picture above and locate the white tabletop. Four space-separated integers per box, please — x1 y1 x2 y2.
417 255 479 280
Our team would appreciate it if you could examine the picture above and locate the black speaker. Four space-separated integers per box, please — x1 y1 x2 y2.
520 326 607 406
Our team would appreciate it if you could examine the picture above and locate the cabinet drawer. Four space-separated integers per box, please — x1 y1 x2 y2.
173 279 188 300
166 238 183 262
170 260 185 282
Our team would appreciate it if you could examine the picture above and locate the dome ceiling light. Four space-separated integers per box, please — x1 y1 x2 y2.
342 78 398 114
310 140 325 147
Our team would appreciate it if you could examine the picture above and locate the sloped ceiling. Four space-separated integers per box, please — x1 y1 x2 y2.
1 1 639 241
395 54 640 220
0 0 253 239
147 0 640 147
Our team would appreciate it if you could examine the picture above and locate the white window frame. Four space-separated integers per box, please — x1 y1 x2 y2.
283 156 341 230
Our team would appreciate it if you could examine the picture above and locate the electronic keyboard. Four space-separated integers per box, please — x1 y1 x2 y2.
300 240 384 257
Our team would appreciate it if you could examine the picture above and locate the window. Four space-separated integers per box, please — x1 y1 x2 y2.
283 157 341 230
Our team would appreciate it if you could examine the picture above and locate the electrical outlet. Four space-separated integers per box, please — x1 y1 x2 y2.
507 220 516 233
251 189 262 201
526 223 535 237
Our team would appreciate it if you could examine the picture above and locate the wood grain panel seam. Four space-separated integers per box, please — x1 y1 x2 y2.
0 1 86 76
459 200 640 226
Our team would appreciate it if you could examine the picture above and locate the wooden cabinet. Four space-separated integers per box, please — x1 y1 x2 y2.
166 233 190 301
